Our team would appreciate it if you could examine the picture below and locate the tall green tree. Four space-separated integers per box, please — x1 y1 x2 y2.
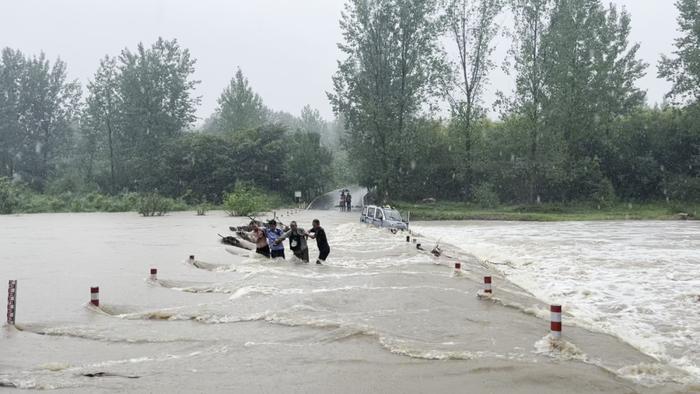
509 0 553 202
0 48 24 180
659 0 700 104
85 56 121 192
542 0 646 158
442 0 504 189
215 68 268 132
330 0 442 201
0 50 81 190
116 38 200 190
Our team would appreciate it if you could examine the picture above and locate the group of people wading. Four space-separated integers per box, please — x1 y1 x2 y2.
339 190 352 212
248 219 330 265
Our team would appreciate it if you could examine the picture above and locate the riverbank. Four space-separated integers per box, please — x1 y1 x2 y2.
396 201 699 221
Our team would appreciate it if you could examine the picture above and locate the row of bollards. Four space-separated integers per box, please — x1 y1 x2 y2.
405 235 422 249
412 232 564 340
4 250 564 341
275 208 302 219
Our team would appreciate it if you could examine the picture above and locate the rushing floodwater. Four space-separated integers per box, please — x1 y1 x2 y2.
0 211 698 392
415 220 700 382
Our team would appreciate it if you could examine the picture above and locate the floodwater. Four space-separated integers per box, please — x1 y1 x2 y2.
0 211 698 393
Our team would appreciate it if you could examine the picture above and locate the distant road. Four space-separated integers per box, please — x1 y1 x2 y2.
307 186 367 210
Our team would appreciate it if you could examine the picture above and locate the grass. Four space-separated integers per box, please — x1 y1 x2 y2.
394 201 700 222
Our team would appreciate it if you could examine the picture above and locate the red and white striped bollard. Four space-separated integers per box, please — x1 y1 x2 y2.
150 268 158 281
7 280 17 325
484 276 493 294
90 287 99 307
454 262 462 274
550 305 562 339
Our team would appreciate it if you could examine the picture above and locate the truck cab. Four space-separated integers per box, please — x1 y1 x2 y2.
360 205 408 230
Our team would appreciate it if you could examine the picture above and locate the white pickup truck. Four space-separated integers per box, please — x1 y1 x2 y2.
360 205 408 230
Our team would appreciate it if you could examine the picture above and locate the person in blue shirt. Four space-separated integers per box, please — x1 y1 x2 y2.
265 220 286 259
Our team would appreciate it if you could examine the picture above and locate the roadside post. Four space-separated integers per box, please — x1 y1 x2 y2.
90 287 100 307
551 305 562 339
294 191 302 209
7 280 17 325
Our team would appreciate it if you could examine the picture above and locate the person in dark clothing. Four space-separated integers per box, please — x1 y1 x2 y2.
275 221 309 263
308 219 330 265
345 193 352 212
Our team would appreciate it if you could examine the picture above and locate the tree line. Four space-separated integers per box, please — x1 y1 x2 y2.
0 39 341 207
1 0 699 212
331 0 700 205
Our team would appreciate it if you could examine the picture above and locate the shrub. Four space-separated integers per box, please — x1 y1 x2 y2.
0 177 21 214
224 183 269 217
195 200 212 216
138 193 174 217
471 183 500 208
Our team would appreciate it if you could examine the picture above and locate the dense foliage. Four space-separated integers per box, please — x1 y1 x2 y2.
331 0 699 204
0 38 336 213
0 0 699 215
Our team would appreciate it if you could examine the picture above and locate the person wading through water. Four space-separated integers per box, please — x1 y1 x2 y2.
308 219 330 265
345 192 352 212
275 221 309 263
249 222 270 258
266 220 286 259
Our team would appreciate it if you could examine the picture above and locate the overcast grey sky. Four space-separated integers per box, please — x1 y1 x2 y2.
0 0 679 122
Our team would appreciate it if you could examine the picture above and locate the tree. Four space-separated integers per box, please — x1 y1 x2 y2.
442 0 504 190
659 0 700 104
116 37 200 190
230 124 288 192
509 0 553 202
330 0 442 201
85 56 121 192
285 131 333 199
539 0 646 200
0 50 82 191
542 0 646 158
160 133 237 203
0 48 24 180
215 68 268 132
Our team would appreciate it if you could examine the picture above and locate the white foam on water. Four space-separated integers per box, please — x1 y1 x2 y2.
415 221 700 384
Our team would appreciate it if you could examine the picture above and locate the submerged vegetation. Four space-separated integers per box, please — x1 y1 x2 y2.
0 0 698 217
223 183 274 217
0 179 186 214
137 193 177 217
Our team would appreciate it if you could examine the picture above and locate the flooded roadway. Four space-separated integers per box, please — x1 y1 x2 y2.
0 211 698 392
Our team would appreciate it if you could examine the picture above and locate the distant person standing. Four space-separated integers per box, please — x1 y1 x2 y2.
345 193 352 212
265 220 286 259
275 221 309 263
340 191 346 212
308 219 330 265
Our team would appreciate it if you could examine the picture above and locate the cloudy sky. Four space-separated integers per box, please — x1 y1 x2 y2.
0 0 679 122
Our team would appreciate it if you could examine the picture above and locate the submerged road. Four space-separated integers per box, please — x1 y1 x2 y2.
307 185 367 210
